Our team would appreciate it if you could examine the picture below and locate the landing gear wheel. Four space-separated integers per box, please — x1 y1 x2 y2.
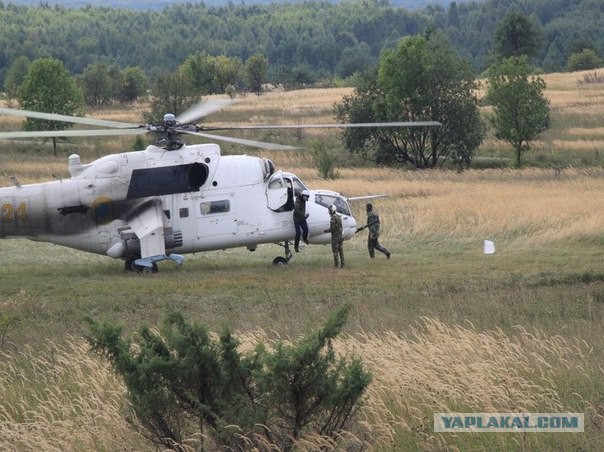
143 263 159 274
272 256 288 267
141 266 153 275
130 262 159 274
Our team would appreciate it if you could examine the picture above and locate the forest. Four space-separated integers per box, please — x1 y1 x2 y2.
5 0 479 11
0 0 603 87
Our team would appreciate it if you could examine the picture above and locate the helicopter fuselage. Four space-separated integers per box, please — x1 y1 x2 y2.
0 143 357 269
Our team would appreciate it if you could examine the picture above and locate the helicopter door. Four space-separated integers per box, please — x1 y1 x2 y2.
266 171 293 211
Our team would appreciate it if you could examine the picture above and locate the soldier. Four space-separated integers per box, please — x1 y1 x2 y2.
325 204 344 268
293 189 310 252
366 202 391 259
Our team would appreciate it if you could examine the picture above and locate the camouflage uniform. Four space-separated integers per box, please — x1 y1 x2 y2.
293 195 309 252
367 204 390 259
327 212 344 267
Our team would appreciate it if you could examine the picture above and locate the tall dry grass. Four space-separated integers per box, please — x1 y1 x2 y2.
342 319 602 450
301 166 604 250
2 162 602 252
3 68 604 185
0 339 149 451
2 321 600 451
242 319 602 450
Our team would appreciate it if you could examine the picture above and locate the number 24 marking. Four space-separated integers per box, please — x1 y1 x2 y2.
1 203 28 223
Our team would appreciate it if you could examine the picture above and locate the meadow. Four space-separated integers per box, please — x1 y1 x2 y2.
1 69 604 450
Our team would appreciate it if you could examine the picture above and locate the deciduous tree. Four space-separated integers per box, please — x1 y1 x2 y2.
244 54 269 96
78 62 112 107
180 53 215 95
336 33 484 168
17 57 84 156
486 56 550 167
3 56 30 106
181 53 241 96
144 71 197 124
567 48 602 72
212 55 242 94
118 66 148 104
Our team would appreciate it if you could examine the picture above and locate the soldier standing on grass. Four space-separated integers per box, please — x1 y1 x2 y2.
325 204 344 268
366 203 391 260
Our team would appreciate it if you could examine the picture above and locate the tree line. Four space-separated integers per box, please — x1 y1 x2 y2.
0 0 602 89
12 18 551 168
0 0 575 169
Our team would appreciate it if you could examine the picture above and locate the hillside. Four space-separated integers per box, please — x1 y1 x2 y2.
6 0 478 11
0 0 601 85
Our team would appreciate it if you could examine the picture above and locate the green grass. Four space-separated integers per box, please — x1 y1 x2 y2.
1 236 602 347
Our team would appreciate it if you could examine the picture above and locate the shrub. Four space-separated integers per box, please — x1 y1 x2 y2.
85 305 370 451
312 140 340 179
578 70 604 85
568 49 602 72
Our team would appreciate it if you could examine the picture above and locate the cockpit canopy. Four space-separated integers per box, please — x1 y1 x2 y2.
268 173 307 195
267 172 351 216
266 171 308 212
313 192 351 216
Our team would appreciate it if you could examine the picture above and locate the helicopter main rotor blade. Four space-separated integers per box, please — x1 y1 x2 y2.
184 130 299 151
200 121 442 131
176 99 236 125
0 129 148 139
0 107 139 129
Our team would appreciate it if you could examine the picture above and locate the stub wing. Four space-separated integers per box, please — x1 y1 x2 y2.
347 194 389 201
124 198 166 258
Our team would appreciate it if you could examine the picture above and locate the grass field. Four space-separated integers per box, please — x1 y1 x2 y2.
1 69 604 450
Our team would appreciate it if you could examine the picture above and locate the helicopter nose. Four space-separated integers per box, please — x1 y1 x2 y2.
342 215 358 240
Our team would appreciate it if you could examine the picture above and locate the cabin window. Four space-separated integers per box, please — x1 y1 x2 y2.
179 208 189 218
200 200 230 215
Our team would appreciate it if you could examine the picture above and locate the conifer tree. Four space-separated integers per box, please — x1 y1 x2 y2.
86 305 370 451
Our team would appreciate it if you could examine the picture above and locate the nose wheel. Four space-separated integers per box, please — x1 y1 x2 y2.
272 256 288 266
272 241 293 266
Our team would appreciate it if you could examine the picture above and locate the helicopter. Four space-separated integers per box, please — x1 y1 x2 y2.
0 99 440 273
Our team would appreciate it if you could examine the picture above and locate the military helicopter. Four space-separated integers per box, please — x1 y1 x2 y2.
0 100 439 273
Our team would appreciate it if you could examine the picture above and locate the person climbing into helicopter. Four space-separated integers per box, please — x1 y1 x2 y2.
283 179 294 211
293 189 310 252
325 204 344 268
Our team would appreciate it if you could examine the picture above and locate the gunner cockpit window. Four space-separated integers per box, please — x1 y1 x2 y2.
314 194 351 216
